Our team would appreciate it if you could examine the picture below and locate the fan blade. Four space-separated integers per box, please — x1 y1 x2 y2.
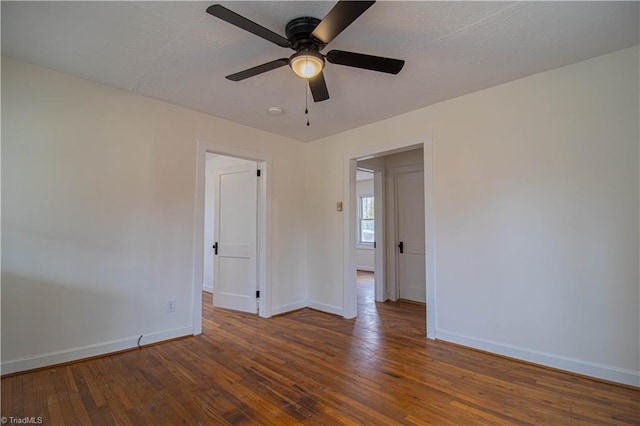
308 72 330 102
311 1 375 45
207 4 290 48
226 58 289 81
326 50 404 74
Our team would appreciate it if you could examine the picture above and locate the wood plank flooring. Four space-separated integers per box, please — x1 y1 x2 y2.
2 271 639 424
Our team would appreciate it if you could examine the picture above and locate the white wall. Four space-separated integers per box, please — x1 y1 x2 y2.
203 155 255 293
355 248 374 272
2 47 639 386
305 46 640 386
1 57 307 373
356 178 375 271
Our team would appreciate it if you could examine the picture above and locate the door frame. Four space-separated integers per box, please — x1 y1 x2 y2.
373 168 385 302
343 136 436 339
192 139 271 335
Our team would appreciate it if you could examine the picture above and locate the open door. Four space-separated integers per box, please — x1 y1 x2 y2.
213 162 258 313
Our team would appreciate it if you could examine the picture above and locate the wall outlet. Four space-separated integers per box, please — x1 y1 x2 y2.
167 300 176 313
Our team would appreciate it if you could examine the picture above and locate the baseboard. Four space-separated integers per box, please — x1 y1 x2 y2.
356 267 375 272
269 300 345 317
436 328 640 387
1 326 193 376
202 284 213 293
270 301 306 316
307 300 343 317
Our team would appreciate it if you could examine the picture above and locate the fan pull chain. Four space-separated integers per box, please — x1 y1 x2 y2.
305 78 310 127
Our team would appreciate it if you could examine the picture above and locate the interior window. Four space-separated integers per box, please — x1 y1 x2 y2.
359 195 374 244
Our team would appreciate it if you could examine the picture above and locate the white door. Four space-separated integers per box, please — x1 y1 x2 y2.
213 163 258 313
396 170 426 303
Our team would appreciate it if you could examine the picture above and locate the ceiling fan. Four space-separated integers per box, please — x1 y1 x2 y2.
206 1 405 102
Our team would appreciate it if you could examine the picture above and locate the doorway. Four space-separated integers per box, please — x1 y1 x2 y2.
192 140 271 336
355 168 376 302
343 139 435 339
354 163 386 303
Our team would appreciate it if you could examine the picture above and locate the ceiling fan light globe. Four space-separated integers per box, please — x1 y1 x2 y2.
300 62 321 78
290 53 324 79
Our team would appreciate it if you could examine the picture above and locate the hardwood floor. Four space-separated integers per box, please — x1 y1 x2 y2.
2 271 639 424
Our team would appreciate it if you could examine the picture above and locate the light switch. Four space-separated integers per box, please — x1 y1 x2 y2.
336 202 343 212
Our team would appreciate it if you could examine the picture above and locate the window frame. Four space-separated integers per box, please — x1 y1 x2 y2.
358 194 375 246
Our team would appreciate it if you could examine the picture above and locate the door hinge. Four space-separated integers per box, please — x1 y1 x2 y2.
256 290 260 299
257 169 261 177
373 241 376 249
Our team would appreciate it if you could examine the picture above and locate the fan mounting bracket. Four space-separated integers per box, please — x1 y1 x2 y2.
285 17 325 52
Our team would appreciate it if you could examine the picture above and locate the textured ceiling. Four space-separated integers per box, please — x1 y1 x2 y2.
2 1 638 142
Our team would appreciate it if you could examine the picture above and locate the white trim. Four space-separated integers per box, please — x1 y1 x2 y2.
1 327 192 375
307 301 344 317
203 285 213 293
343 159 358 319
437 329 640 387
385 170 397 301
193 140 272 336
257 159 271 318
356 244 374 250
373 169 385 302
423 143 436 339
271 301 306 316
357 266 375 272
343 138 436 339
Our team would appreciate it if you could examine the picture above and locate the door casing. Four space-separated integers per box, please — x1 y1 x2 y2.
343 137 435 339
193 140 271 335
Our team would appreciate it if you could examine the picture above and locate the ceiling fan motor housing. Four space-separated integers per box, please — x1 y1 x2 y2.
285 17 325 52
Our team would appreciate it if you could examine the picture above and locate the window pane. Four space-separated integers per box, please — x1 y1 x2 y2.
361 196 374 219
361 219 375 243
